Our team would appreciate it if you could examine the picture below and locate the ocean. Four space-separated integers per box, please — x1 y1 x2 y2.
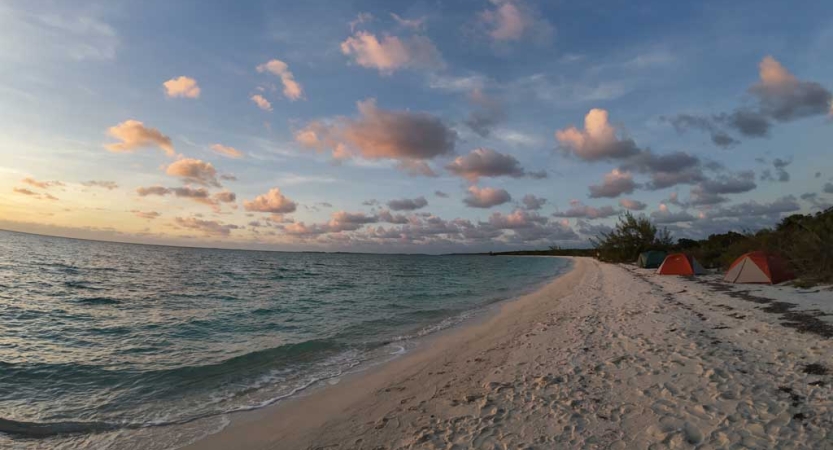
0 230 571 449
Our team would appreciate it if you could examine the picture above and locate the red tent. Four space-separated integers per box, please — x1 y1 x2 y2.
724 251 795 284
657 253 706 276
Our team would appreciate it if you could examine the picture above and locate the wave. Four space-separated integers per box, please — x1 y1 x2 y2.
71 297 121 305
0 339 345 385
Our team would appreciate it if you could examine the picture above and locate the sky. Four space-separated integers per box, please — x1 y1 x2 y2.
1 0 832 253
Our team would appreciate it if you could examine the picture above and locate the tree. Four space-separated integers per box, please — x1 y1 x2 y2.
591 212 673 263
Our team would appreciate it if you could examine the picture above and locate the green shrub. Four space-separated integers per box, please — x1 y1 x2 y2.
591 212 673 263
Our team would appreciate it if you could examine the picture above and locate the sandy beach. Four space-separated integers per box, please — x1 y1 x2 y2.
186 258 833 449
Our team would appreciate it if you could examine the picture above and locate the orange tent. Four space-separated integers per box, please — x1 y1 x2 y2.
657 253 706 276
724 251 795 284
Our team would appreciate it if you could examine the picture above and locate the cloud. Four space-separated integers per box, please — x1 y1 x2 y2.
132 210 160 220
824 183 833 194
446 148 525 181
210 144 243 159
390 13 425 31
387 196 428 211
349 12 374 32
256 59 304 100
619 198 647 211
662 114 739 148
588 169 638 198
622 150 706 189
716 109 771 137
689 171 757 206
213 191 236 203
521 194 546 210
13 187 57 200
663 56 832 146
285 211 379 236
434 190 449 198
136 185 171 197
251 94 272 111
327 211 378 232
556 109 640 161
165 158 221 187
750 56 833 122
486 209 548 229
105 120 174 156
650 204 697 224
295 98 456 170
378 209 411 224
136 185 219 207
552 200 617 219
464 89 505 137
759 157 791 182
243 188 297 214
174 217 240 236
81 180 118 190
800 192 832 211
704 195 801 219
13 187 37 196
22 177 64 189
463 186 512 208
396 160 437 177
340 31 443 75
575 220 613 238
163 76 200 99
476 0 554 45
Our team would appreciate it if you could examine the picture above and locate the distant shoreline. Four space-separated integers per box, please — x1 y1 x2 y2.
0 228 589 256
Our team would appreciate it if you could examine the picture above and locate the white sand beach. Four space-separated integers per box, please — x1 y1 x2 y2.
187 258 833 449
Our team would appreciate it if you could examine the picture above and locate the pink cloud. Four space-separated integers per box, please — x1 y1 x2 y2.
619 198 647 211
13 187 57 200
463 186 512 208
174 217 240 236
243 188 297 214
210 144 243 159
163 76 200 99
588 169 638 198
250 94 272 111
552 200 618 219
295 99 455 171
340 31 443 75
213 191 236 203
22 177 64 189
555 109 639 161
132 210 161 219
256 59 304 101
477 0 553 44
82 180 119 190
105 120 174 156
165 158 220 187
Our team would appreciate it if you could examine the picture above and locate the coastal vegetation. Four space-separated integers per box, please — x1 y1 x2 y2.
593 208 833 285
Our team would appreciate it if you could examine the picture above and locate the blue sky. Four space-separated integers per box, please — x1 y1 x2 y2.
1 0 832 253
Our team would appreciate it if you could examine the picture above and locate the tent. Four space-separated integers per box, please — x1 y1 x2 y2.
724 251 795 284
657 253 706 276
637 251 667 268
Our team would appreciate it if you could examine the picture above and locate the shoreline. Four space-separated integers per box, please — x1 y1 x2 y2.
184 258 833 449
183 258 587 450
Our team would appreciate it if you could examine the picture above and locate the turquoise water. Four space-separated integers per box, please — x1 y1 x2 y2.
0 230 570 449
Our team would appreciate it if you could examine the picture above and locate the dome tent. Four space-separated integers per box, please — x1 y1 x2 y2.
657 253 706 276
637 251 667 268
724 251 795 284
